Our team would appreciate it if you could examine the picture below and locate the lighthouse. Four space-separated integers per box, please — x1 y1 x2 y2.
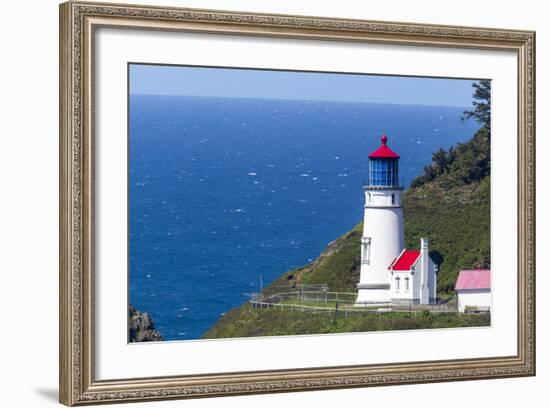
355 135 405 305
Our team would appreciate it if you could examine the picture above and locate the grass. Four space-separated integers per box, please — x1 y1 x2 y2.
280 299 354 309
203 304 490 339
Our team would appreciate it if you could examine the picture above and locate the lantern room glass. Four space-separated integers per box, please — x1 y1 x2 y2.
368 158 399 187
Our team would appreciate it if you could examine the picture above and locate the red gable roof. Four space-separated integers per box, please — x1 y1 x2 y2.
389 250 421 271
455 269 491 290
368 135 400 159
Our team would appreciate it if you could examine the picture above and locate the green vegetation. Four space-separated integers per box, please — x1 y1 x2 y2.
404 164 490 293
279 300 352 309
404 80 491 292
263 223 363 295
411 80 490 189
461 80 491 129
203 81 491 339
409 126 490 188
203 305 489 339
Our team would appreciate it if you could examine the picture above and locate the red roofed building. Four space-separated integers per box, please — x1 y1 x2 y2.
388 239 437 304
389 250 421 271
455 269 491 313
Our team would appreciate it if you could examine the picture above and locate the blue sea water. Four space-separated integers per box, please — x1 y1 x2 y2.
129 95 480 341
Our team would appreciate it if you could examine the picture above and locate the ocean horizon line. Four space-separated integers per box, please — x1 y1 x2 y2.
129 93 471 110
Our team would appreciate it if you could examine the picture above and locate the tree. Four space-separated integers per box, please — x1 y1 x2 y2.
432 148 449 172
410 81 491 189
461 80 491 131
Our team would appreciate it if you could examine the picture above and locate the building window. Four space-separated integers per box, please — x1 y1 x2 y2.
404 277 409 292
395 277 400 292
361 237 371 265
391 194 395 205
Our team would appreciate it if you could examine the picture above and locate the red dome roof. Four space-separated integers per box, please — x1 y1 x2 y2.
368 135 400 159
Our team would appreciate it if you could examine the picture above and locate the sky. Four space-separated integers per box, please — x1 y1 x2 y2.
129 63 479 108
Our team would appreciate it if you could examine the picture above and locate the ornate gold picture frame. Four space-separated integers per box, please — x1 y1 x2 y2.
59 1 535 405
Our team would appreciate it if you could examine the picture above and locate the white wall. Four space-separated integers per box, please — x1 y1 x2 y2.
359 205 404 288
429 260 437 301
414 265 422 301
457 289 492 313
390 271 413 301
0 1 547 407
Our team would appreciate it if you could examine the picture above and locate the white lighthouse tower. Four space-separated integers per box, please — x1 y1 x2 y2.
355 135 405 305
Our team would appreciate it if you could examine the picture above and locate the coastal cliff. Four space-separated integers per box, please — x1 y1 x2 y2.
129 305 163 342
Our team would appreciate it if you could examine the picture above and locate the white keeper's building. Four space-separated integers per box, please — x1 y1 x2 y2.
455 269 491 313
355 135 438 306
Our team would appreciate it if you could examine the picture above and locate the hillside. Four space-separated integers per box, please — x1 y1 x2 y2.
203 125 491 339
405 126 490 293
203 306 489 339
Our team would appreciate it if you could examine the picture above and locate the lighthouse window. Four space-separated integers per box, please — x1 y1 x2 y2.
391 194 395 205
369 159 398 187
395 277 400 292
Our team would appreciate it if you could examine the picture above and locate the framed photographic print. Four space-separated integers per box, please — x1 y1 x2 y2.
59 1 536 405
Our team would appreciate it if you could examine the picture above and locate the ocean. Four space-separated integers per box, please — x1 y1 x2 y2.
128 95 480 341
